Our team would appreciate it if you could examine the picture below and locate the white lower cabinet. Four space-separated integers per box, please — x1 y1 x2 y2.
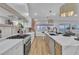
2 41 23 55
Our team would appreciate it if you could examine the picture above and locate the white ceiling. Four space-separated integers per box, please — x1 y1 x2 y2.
28 3 64 20
6 3 65 21
0 7 12 16
0 3 74 21
6 3 29 18
7 3 26 16
0 3 29 20
6 3 65 20
0 3 79 22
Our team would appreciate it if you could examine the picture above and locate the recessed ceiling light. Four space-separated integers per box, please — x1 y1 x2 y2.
74 14 77 16
25 13 29 16
34 13 38 16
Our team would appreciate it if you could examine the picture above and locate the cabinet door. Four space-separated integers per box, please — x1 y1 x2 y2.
25 41 31 55
45 35 49 44
49 38 55 55
55 42 62 55
2 42 23 55
2 27 11 37
45 35 55 55
11 27 17 35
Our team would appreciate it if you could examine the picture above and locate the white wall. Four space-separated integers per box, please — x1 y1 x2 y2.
0 18 5 24
0 26 17 38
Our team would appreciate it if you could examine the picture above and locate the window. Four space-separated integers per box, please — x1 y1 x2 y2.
36 24 53 32
60 11 74 17
36 25 47 32
58 24 70 33
68 11 74 16
61 13 66 17
72 24 79 30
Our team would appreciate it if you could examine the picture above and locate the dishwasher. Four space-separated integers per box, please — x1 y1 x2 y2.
24 38 31 55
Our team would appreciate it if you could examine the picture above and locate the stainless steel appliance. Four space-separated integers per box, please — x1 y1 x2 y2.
24 38 31 55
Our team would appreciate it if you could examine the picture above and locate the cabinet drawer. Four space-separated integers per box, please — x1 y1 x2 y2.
2 42 23 55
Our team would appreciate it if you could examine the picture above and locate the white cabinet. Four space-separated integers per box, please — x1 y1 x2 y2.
0 25 17 38
2 41 23 55
3 27 11 37
11 26 17 35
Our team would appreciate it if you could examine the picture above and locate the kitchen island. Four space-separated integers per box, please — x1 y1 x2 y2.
45 32 79 55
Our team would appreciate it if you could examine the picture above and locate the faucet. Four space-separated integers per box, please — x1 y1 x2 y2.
0 29 2 38
53 27 57 34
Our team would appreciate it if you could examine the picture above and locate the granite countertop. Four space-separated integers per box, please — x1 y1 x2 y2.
0 39 23 54
0 32 32 42
45 32 79 46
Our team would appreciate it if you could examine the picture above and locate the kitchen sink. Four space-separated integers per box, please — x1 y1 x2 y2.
63 32 75 37
6 34 30 39
49 31 63 36
50 33 57 36
74 37 79 41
